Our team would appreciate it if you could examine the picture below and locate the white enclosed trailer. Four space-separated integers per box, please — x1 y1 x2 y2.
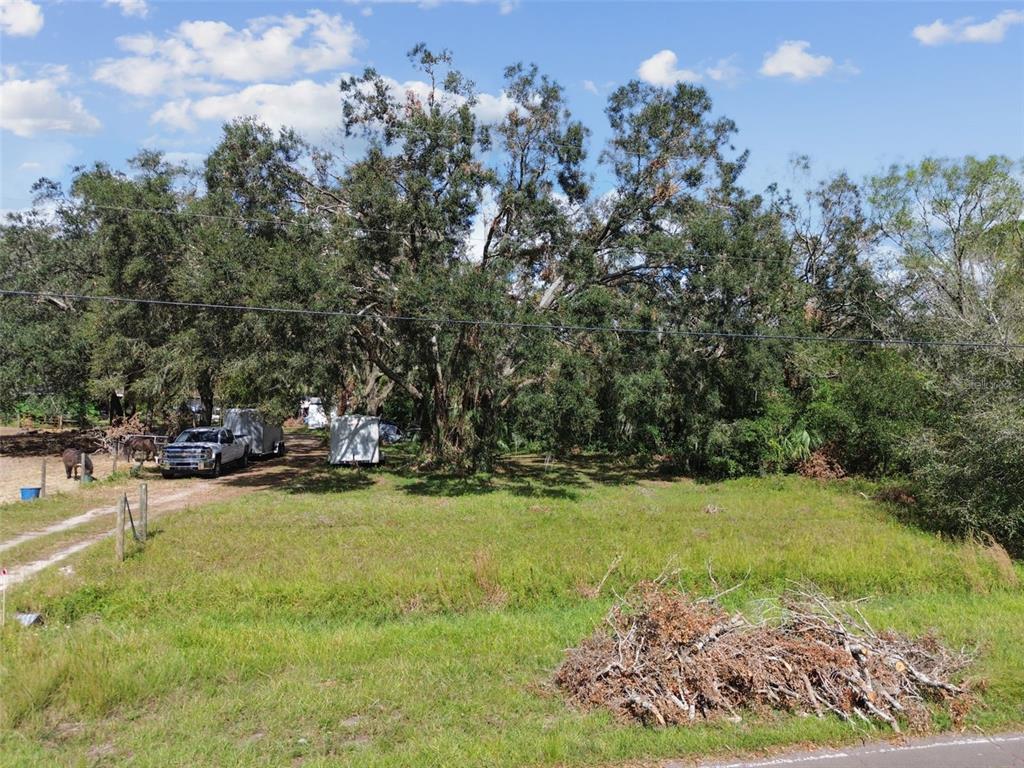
300 396 330 429
223 408 285 458
329 415 380 464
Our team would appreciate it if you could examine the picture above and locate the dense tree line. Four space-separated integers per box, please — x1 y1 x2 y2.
2 48 1022 549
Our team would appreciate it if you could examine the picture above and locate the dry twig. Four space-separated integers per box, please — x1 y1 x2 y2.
555 582 971 731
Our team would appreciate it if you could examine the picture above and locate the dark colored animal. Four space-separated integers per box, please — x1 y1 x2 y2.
124 436 157 462
62 448 93 479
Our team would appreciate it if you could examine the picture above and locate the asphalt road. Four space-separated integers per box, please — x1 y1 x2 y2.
672 733 1024 768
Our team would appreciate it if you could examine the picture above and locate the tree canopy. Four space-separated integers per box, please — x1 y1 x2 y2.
2 46 1022 546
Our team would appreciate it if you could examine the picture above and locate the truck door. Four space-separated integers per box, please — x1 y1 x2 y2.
221 429 241 463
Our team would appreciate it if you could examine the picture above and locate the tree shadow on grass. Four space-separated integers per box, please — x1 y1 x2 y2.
398 473 582 500
280 464 377 495
552 453 687 486
391 454 687 500
223 430 692 501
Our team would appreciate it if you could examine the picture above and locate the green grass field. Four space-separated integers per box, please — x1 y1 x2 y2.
2 459 1022 767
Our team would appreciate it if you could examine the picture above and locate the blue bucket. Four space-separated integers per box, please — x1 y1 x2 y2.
20 487 41 500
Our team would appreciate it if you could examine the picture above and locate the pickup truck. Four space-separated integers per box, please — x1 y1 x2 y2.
159 427 248 478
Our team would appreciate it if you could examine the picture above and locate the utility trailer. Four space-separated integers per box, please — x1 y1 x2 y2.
223 408 285 459
329 415 380 465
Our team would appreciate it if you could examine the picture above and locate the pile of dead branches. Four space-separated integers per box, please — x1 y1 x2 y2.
0 428 105 456
102 415 151 454
556 582 971 731
796 449 846 480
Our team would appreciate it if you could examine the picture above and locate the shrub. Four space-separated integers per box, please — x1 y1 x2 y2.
699 420 812 479
803 350 932 476
702 418 773 478
909 401 1024 556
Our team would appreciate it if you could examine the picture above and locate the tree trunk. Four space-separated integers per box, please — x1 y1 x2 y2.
198 371 215 426
109 391 124 424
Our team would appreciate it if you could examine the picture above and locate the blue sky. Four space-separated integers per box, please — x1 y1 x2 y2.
1 0 1022 211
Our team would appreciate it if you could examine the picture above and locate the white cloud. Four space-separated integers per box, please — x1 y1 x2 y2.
104 0 148 18
381 76 519 123
637 50 744 88
0 0 43 37
150 98 200 132
474 90 518 123
637 49 702 86
17 160 42 171
2 197 59 223
582 79 599 95
705 56 742 85
361 6 373 16
94 10 362 97
963 10 1024 42
498 0 518 14
760 41 834 80
0 68 101 137
912 19 955 46
153 80 343 137
152 72 518 140
912 9 1024 45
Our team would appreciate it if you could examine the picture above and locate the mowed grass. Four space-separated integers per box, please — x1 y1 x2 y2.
2 461 1022 767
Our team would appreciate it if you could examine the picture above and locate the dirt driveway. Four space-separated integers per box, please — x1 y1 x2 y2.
1 432 326 588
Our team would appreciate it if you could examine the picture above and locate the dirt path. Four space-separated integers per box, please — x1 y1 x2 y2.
0 487 198 555
1 433 324 590
4 536 108 588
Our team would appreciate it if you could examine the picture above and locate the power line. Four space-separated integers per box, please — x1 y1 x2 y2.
25 202 792 268
2 289 1021 351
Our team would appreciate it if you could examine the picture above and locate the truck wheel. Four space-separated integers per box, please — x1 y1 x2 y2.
211 457 222 478
241 450 249 469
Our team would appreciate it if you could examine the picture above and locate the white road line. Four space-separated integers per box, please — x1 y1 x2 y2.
701 734 1024 768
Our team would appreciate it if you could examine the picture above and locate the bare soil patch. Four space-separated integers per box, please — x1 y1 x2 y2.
0 452 126 505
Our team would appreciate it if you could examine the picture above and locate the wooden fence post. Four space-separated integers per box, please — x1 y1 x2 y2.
80 452 87 482
40 459 46 497
139 482 148 542
116 493 126 562
112 441 119 475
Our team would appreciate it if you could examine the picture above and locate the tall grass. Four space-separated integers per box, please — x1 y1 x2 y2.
2 465 1021 766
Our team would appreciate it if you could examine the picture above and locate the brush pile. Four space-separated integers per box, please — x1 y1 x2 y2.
0 428 105 456
556 582 971 731
102 414 152 451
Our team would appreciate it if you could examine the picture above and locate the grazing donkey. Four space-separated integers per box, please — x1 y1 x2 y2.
124 435 158 462
62 448 93 479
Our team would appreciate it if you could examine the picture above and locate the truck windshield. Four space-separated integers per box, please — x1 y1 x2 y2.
176 430 220 443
